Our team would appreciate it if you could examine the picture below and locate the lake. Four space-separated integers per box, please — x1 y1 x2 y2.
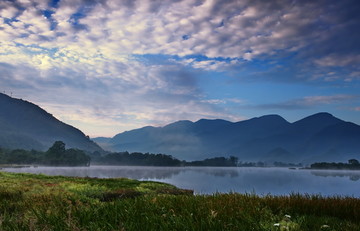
3 166 360 197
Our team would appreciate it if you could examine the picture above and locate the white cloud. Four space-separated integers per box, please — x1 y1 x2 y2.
0 0 356 70
301 95 357 106
200 98 246 106
0 3 19 19
252 95 358 110
314 54 360 67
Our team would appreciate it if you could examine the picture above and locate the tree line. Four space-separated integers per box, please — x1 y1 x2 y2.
92 151 182 166
0 141 90 166
310 159 360 170
1 141 240 167
92 152 239 167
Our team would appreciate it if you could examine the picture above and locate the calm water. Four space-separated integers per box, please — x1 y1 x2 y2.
3 166 360 197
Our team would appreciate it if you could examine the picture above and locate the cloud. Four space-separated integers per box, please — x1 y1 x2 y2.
1 0 358 63
201 98 245 105
0 60 242 136
251 95 359 110
314 54 360 68
1 0 360 135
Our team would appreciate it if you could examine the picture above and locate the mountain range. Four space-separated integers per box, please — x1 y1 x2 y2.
1 92 359 163
0 93 102 152
94 113 360 163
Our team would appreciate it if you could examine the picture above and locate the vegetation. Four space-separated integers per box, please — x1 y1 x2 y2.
0 141 90 166
310 159 360 170
1 171 360 230
93 151 182 166
1 142 239 167
185 156 238 167
94 152 240 167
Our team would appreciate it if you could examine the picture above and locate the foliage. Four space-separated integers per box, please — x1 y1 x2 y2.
93 151 182 166
0 141 90 166
185 156 238 166
93 152 240 167
310 159 360 170
273 162 303 167
0 172 360 231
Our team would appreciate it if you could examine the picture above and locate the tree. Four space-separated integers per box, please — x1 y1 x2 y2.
44 141 90 166
65 149 91 166
45 141 66 165
229 156 239 166
348 159 359 165
47 141 65 157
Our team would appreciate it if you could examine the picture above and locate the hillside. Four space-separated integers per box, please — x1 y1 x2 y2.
0 93 103 152
94 113 360 163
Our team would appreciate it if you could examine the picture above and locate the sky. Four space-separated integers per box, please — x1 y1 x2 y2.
1 0 360 137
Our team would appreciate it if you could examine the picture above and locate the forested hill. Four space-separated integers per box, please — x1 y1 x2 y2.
0 93 103 152
94 113 360 163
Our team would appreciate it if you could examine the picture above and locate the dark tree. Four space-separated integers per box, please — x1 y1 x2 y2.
47 141 66 156
348 159 359 165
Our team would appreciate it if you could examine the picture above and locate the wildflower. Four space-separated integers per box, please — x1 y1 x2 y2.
210 210 218 218
274 223 280 227
284 214 291 222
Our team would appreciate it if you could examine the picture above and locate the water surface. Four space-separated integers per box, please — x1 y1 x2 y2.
3 166 360 197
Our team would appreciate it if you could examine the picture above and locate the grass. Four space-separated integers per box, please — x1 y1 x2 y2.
1 171 360 230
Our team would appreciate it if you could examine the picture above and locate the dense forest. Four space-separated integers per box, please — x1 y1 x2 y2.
310 159 360 170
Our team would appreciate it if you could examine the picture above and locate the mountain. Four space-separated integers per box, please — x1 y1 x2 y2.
94 113 360 163
0 93 103 152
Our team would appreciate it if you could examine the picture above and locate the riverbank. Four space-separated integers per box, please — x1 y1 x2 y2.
1 171 360 230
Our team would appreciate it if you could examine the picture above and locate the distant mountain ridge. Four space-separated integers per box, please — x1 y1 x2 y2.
0 93 103 152
94 112 360 163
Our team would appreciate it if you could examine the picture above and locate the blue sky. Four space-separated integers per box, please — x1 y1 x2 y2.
0 0 359 137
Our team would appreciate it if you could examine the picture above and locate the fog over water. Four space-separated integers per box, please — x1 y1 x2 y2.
4 166 360 197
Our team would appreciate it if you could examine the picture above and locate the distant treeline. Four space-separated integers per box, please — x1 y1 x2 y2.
0 141 239 167
1 140 306 167
185 156 238 167
92 152 182 166
93 152 239 167
310 159 360 170
236 161 302 168
0 141 90 166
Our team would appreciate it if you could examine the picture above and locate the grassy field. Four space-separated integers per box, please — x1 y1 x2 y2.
1 171 360 231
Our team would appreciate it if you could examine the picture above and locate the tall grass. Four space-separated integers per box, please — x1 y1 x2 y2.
1 172 359 230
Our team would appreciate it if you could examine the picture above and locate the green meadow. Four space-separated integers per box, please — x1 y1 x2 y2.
1 171 359 231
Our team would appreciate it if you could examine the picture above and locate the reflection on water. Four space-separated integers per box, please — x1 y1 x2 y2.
311 170 360 181
2 166 360 197
3 166 185 180
1 166 240 179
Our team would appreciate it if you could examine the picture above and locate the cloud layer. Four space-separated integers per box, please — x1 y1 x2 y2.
1 0 359 136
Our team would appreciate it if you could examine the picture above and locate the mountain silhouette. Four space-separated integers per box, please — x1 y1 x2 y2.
94 113 360 163
0 93 103 152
